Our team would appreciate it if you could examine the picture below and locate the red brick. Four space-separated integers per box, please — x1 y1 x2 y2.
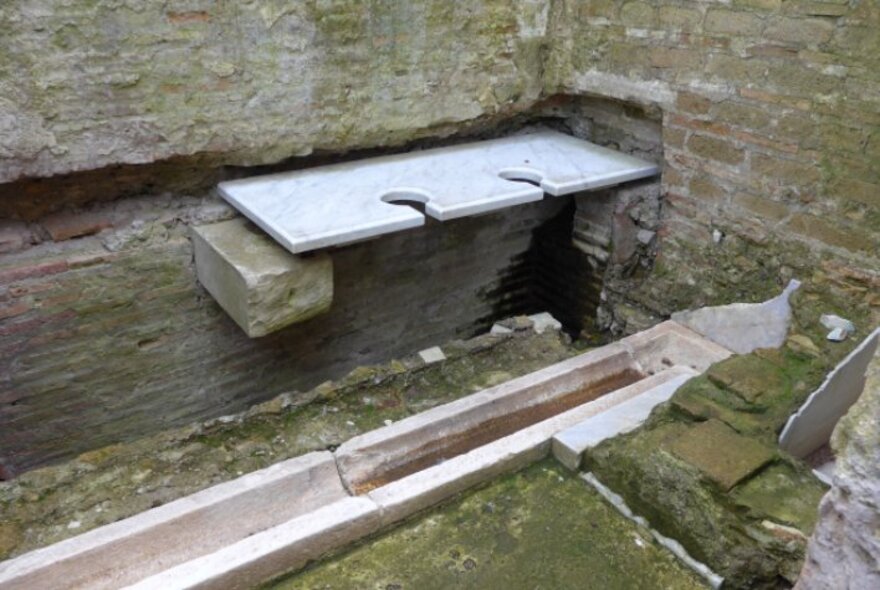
0 302 30 320
668 114 732 136
41 211 113 242
675 92 712 115
0 260 69 285
733 130 799 154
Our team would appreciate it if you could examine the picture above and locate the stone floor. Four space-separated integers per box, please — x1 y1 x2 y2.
267 458 708 590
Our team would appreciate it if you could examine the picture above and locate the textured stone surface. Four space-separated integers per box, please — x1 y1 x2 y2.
583 283 872 589
549 0 880 333
796 347 880 590
191 218 333 337
0 1 550 183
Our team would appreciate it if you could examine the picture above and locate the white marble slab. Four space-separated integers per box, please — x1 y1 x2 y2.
779 327 879 458
218 130 659 254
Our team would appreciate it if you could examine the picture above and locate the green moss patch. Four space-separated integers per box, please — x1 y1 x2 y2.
266 459 708 590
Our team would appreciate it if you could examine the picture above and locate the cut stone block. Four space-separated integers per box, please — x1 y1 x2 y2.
417 346 446 364
191 218 333 337
671 279 800 354
779 328 879 458
0 452 347 590
218 130 659 254
552 366 699 470
666 419 775 491
125 497 380 590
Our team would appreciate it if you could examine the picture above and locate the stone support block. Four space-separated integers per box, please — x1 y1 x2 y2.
191 218 333 338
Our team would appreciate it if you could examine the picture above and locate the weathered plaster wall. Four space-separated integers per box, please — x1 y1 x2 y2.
548 0 880 328
0 0 549 184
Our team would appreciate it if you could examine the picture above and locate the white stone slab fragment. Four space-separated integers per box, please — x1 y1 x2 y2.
417 346 446 364
779 328 880 458
367 367 686 526
619 320 733 374
0 452 346 590
552 367 698 470
124 497 379 590
335 342 641 493
218 130 659 254
671 279 801 354
528 311 563 334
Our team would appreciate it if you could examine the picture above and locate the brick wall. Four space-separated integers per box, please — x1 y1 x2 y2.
0 196 572 474
547 0 879 322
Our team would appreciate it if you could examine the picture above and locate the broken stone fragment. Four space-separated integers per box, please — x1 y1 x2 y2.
528 312 563 334
821 313 855 342
671 279 801 354
417 346 446 364
191 218 333 338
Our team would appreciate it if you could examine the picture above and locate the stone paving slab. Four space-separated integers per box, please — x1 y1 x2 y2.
666 419 775 491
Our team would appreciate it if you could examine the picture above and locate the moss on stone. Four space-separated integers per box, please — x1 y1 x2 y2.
585 271 877 589
266 458 708 590
732 462 827 534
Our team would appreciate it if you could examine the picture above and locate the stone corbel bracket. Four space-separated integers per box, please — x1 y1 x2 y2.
191 218 333 338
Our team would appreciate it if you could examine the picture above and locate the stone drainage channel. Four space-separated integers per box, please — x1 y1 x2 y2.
0 320 733 590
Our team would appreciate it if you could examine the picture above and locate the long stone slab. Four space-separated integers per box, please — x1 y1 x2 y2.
335 342 644 493
0 452 347 590
218 130 659 254
124 497 380 590
552 367 699 470
368 367 699 526
779 328 880 458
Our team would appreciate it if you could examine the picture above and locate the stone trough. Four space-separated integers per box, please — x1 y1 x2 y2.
0 321 731 590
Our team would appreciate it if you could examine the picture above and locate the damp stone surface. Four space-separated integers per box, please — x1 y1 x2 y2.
266 458 708 590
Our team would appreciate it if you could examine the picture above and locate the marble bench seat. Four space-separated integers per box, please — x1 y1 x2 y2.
218 130 659 254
